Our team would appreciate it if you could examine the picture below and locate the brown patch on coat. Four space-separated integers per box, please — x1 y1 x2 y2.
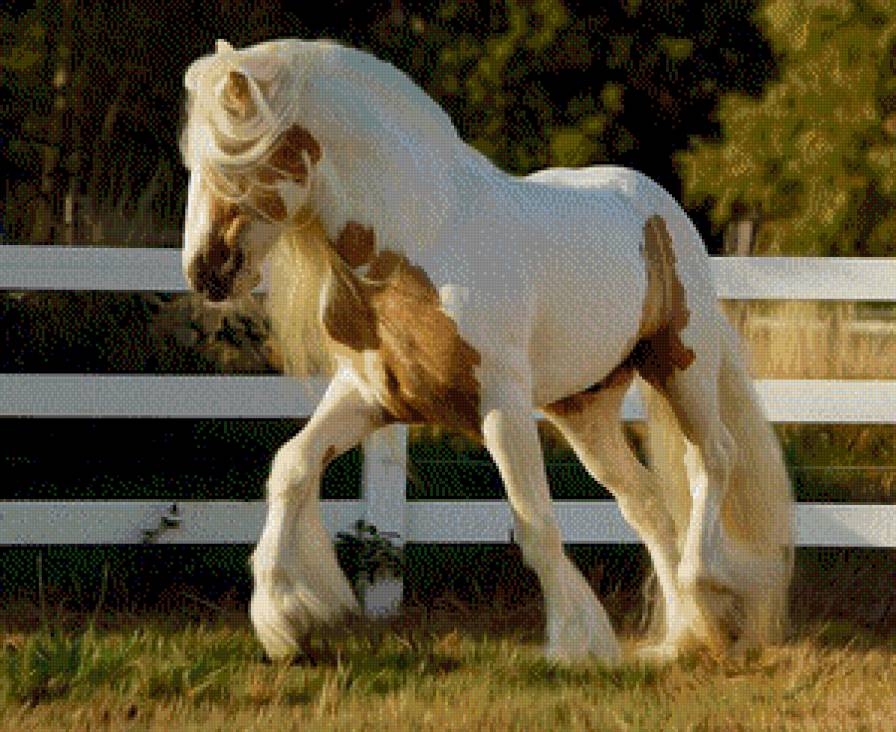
321 250 482 438
250 189 287 222
267 125 322 186
221 70 256 120
629 214 695 390
334 222 376 268
365 250 404 280
200 127 322 227
188 196 250 300
322 261 379 352
255 165 283 186
545 214 694 417
222 212 250 248
209 198 251 249
322 445 337 467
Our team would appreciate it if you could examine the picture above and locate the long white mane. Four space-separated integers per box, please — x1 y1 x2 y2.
181 39 464 180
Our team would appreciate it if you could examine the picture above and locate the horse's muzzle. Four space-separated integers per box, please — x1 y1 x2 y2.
187 239 244 302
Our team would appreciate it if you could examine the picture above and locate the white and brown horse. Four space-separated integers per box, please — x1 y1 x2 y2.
180 39 793 664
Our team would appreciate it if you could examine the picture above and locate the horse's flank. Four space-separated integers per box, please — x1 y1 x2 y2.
546 214 695 418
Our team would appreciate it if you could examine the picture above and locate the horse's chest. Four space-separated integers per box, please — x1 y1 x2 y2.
320 253 482 438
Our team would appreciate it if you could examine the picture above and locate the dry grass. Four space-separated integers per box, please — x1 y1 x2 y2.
1 599 895 732
724 300 896 380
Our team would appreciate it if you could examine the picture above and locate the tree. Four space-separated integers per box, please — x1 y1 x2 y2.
678 0 896 256
1 1 52 243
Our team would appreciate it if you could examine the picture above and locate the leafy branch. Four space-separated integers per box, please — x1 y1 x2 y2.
335 520 404 583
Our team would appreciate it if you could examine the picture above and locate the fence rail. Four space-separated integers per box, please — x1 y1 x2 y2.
1 500 892 548
2 246 895 612
4 246 896 299
2 374 896 423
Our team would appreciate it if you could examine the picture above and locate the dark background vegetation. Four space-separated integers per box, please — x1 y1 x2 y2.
2 1 896 627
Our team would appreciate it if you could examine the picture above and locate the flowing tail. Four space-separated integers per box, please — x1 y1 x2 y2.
643 316 794 648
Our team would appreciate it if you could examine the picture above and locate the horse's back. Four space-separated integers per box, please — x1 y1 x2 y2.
526 165 669 207
526 165 717 308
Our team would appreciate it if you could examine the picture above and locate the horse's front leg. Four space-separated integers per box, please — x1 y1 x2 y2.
481 381 621 664
250 369 386 661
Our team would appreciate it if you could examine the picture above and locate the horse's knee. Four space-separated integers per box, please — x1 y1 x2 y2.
514 517 564 574
701 426 736 493
268 434 322 502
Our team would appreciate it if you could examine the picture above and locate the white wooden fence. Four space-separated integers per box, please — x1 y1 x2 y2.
2 246 896 613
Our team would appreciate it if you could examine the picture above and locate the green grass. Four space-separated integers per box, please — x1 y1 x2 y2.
1 600 895 731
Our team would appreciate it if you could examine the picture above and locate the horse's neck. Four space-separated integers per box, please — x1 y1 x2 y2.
311 131 489 257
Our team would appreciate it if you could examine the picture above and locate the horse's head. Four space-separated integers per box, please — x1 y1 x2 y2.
181 40 322 301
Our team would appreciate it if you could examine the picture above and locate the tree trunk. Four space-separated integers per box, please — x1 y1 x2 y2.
35 0 75 244
724 214 756 256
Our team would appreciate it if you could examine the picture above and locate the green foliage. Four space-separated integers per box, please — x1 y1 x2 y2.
369 0 771 182
3 630 139 704
0 2 53 176
679 0 896 255
336 520 405 583
0 5 47 72
434 0 576 170
0 1 775 245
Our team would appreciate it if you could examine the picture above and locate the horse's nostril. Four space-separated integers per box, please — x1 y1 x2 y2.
207 239 232 270
188 244 243 302
204 277 230 302
187 255 209 292
231 246 244 272
189 254 215 298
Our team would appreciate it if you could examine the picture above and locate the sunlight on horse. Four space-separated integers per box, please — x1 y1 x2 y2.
180 38 793 665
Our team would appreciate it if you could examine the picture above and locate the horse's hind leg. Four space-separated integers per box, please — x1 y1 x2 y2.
656 324 747 653
250 371 386 661
544 372 694 660
481 380 620 663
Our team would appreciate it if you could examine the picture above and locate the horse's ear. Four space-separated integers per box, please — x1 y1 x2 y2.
221 69 256 120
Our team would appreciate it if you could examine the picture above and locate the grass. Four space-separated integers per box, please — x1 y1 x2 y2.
1 598 895 731
728 300 896 381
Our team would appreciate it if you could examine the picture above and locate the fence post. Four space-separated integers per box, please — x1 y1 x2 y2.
359 424 408 616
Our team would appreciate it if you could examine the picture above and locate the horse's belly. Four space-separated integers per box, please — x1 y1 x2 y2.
528 267 647 408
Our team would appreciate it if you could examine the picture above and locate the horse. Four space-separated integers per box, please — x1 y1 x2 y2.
180 38 793 664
